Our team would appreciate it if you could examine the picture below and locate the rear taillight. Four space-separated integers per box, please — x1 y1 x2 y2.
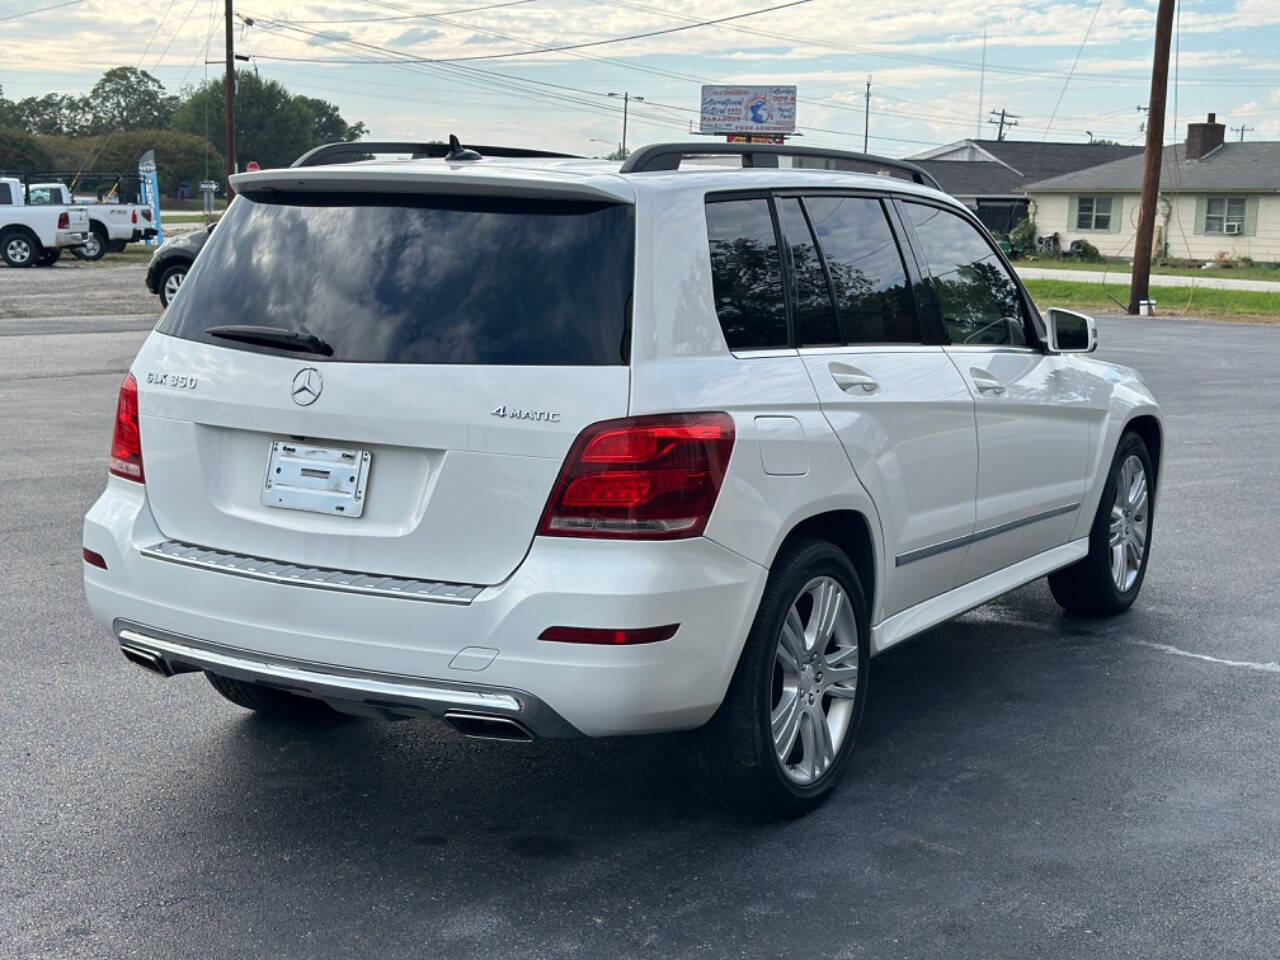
141 208 153 222
109 373 144 483
131 210 138 224
537 412 734 540
57 211 69 229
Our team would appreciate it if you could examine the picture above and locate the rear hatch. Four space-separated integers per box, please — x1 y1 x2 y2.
140 176 634 586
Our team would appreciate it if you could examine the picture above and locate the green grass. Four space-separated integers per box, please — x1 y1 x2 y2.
1016 258 1280 283
1023 277 1280 320
162 213 220 225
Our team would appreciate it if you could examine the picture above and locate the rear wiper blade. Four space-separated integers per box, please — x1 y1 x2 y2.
206 324 334 356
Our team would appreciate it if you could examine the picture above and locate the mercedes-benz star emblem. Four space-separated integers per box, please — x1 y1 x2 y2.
291 367 322 406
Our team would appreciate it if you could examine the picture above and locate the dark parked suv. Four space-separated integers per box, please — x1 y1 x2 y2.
144 223 212 307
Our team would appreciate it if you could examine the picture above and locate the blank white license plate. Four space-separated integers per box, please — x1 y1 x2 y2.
261 441 371 518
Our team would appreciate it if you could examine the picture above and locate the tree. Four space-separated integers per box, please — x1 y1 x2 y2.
9 92 91 136
0 127 54 170
87 67 179 132
35 129 223 196
173 71 364 170
296 96 367 145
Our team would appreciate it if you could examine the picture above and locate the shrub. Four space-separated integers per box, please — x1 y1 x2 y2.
1008 216 1037 258
0 126 53 169
1067 238 1102 262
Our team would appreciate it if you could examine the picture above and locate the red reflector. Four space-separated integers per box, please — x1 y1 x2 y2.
538 624 679 645
109 373 144 483
537 412 734 540
82 548 108 570
57 211 70 229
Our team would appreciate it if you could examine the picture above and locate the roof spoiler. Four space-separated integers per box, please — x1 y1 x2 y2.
293 139 579 168
618 142 943 191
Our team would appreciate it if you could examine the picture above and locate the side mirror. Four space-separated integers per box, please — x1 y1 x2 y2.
1046 307 1097 354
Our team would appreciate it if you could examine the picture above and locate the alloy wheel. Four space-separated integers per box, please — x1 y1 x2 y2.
163 270 185 304
1109 454 1149 592
81 232 101 259
771 575 860 785
6 237 32 264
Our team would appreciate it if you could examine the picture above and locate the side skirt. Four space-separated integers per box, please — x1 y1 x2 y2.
870 538 1089 655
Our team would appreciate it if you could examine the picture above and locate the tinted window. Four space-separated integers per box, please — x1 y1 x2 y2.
0 183 11 205
705 199 787 350
903 202 1028 347
776 198 840 346
805 196 920 344
159 192 634 365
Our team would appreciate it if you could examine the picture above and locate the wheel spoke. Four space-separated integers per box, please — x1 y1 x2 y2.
810 707 835 771
810 580 844 646
798 711 817 780
1111 542 1125 586
772 691 802 759
1128 468 1147 511
781 606 807 661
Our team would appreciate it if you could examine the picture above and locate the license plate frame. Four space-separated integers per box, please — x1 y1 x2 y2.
261 441 372 518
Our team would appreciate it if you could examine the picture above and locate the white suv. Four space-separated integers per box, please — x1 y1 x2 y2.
83 140 1162 818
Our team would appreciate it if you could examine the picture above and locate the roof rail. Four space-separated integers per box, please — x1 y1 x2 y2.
618 142 943 191
292 140 579 168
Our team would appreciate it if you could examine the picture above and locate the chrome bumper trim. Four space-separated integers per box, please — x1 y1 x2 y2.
113 620 581 737
140 539 484 605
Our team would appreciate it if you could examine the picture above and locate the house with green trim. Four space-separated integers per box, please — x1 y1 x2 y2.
1023 114 1279 263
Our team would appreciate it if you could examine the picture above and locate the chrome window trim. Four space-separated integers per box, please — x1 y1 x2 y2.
140 540 483 604
797 344 943 356
730 347 801 359
895 502 1081 567
943 345 1039 356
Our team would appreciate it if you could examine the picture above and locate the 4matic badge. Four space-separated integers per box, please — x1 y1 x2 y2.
491 404 560 423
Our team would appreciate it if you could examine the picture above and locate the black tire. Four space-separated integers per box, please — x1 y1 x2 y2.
78 223 108 261
157 263 187 307
686 538 871 819
1 228 39 267
205 671 338 719
35 248 62 267
1049 431 1155 615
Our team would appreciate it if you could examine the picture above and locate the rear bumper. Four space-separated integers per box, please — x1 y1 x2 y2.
114 620 578 737
84 479 768 737
55 231 88 248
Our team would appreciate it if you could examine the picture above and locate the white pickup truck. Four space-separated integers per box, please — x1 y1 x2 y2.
0 176 89 267
28 182 157 260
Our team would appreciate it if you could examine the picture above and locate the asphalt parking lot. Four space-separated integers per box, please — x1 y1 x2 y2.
2 262 1278 959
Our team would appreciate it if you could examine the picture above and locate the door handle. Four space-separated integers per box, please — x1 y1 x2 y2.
830 364 879 394
969 368 1006 396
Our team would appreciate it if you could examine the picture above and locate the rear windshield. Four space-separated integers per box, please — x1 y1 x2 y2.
159 191 635 365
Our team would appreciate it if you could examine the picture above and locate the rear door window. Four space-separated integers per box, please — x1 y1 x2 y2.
0 183 11 205
804 196 921 344
704 198 788 350
902 201 1029 347
775 198 841 346
159 192 635 365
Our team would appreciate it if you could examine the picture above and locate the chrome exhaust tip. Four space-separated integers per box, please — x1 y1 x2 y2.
119 644 174 677
444 711 534 742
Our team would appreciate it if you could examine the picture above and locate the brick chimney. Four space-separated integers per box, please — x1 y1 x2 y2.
1185 112 1226 160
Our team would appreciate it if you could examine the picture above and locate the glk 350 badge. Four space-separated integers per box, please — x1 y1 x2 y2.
145 372 198 389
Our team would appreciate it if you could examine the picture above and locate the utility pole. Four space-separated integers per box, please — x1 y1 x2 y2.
987 108 1019 141
608 91 643 157
1136 104 1149 134
1128 0 1176 316
863 75 871 153
224 0 236 198
1230 124 1254 142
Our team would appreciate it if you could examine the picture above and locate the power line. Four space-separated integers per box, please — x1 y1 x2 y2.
0 0 83 21
285 0 539 24
256 0 811 64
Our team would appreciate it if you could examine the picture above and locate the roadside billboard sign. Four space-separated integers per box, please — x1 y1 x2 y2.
700 85 797 135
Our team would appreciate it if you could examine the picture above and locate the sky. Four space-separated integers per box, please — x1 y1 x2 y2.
4 0 1280 159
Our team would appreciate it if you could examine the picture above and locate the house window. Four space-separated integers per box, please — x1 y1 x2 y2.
1075 196 1113 231
1204 197 1246 234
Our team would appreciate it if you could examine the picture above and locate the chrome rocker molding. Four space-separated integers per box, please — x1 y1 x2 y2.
112 619 580 739
895 502 1081 567
140 540 484 605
